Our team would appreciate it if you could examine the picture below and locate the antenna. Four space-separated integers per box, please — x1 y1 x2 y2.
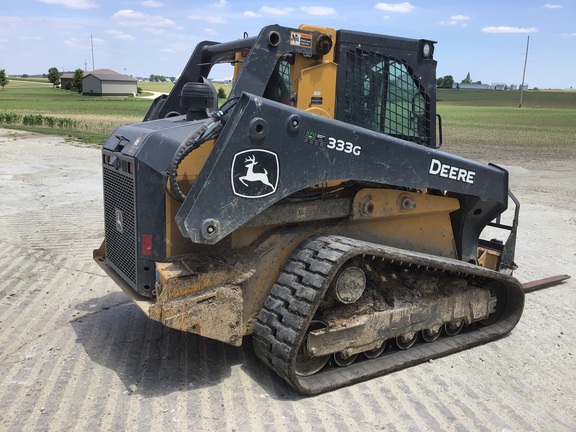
91 34 95 71
519 35 530 108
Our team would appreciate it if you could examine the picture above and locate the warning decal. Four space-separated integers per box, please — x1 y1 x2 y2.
290 32 312 48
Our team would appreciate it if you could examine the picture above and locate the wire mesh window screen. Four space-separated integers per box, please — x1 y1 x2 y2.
343 48 428 144
264 58 292 104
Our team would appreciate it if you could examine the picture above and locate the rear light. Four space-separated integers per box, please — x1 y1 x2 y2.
142 234 152 256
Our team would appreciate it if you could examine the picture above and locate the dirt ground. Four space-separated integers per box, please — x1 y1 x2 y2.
0 127 574 431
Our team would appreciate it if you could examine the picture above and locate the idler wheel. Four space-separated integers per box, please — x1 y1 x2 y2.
294 321 331 377
479 281 507 326
331 266 366 304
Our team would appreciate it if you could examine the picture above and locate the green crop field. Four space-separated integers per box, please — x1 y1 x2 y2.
138 81 175 93
437 88 576 109
0 86 152 143
4 78 53 87
0 84 574 149
437 89 576 157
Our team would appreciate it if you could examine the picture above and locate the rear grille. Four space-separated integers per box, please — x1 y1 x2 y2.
342 48 428 144
103 166 137 285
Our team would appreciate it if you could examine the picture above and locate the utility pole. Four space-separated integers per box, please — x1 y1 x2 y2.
91 34 95 71
519 35 530 108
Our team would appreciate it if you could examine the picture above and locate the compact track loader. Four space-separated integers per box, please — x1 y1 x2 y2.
94 24 529 394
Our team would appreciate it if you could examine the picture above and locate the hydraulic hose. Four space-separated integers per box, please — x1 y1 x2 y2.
168 97 239 202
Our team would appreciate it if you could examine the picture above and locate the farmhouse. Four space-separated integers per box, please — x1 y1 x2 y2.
60 72 77 91
82 69 137 96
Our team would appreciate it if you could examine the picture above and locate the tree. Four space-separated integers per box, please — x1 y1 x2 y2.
217 87 227 99
72 68 84 93
149 74 167 82
47 67 61 87
436 75 454 89
0 69 8 90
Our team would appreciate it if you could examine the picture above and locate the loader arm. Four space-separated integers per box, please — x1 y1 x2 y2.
146 25 333 121
176 93 509 263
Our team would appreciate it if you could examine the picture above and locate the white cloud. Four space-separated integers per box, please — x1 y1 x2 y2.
374 2 415 13
106 29 135 40
116 34 136 41
259 6 294 16
543 3 562 8
142 1 163 7
189 14 227 24
143 28 167 36
482 26 537 33
63 37 83 48
20 36 43 41
112 10 176 27
0 16 23 27
300 6 337 16
212 0 228 8
441 15 470 26
162 43 189 53
37 0 98 9
244 6 297 17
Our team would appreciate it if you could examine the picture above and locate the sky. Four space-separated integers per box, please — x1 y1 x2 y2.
1 0 575 89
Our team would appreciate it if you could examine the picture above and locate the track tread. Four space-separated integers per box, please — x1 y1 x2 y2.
252 234 524 395
253 237 342 382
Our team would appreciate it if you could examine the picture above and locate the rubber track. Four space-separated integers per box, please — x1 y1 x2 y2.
252 234 525 395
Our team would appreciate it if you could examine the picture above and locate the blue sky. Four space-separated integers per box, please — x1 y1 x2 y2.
1 0 575 89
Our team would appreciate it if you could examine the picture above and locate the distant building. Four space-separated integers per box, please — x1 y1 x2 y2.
82 69 137 96
452 83 490 90
490 82 507 90
60 72 78 91
450 80 529 91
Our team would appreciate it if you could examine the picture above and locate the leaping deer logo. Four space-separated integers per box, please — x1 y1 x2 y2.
231 149 279 198
239 155 276 191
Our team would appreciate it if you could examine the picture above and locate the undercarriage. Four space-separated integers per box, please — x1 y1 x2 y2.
253 235 524 394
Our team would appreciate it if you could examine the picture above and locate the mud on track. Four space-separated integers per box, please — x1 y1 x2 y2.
0 128 574 431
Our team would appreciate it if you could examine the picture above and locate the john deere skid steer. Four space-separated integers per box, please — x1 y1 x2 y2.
94 25 525 394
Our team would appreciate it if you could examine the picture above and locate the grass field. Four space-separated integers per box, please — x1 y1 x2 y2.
0 84 574 148
0 86 151 143
3 78 52 88
436 89 576 158
138 81 175 93
437 88 576 109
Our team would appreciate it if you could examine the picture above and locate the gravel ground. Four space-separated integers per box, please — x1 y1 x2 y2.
0 128 574 431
